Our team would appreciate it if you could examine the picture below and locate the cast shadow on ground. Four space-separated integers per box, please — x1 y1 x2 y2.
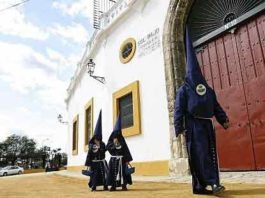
99 188 171 192
89 188 169 192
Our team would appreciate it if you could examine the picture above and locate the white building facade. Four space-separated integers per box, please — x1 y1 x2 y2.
66 0 265 176
66 0 174 176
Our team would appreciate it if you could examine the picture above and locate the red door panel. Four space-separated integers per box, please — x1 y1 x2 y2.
220 30 256 170
257 14 265 61
208 42 222 90
248 20 265 77
223 34 241 87
244 75 265 170
201 46 214 88
215 87 256 170
196 12 265 171
215 38 230 89
195 9 265 170
236 14 265 170
197 34 256 170
235 25 256 82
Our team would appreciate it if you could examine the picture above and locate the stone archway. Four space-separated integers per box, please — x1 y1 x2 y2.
162 0 194 176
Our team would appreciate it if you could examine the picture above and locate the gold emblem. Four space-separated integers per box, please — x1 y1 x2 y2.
196 84 206 96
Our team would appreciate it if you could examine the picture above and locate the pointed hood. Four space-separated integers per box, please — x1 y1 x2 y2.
112 113 122 137
108 113 122 143
89 110 102 143
185 26 208 89
181 27 217 118
107 113 133 162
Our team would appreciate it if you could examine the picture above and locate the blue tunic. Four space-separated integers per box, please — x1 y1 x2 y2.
174 83 228 190
174 27 229 191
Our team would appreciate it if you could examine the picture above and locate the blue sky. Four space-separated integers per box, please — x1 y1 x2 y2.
0 0 94 151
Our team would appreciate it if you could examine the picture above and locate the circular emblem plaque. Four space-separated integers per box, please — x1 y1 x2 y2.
196 84 207 96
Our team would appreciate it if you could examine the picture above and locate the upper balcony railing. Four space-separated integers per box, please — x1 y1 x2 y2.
89 0 136 50
93 0 117 29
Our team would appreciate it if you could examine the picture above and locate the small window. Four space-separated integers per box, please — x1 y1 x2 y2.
72 115 79 155
113 81 141 137
84 98 94 151
122 43 133 59
119 93 133 129
119 38 136 64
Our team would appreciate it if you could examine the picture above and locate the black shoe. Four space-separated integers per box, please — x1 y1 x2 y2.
104 186 108 191
193 188 213 195
212 185 225 195
122 186 128 191
91 187 96 192
109 186 116 191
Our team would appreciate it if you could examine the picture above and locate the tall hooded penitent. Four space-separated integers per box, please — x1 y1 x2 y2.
174 27 229 195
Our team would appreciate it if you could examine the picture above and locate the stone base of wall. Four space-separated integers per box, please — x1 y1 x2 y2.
131 160 169 176
169 158 190 177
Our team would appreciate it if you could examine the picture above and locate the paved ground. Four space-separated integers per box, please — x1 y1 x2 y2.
0 173 265 197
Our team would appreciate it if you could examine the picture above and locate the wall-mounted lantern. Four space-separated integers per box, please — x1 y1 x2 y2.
57 114 68 124
87 59 105 84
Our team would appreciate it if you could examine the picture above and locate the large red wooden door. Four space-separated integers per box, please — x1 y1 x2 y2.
196 12 265 170
237 14 265 170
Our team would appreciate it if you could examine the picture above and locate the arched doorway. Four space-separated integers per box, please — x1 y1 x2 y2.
163 0 265 175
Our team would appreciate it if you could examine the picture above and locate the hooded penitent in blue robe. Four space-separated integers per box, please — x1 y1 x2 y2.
85 110 108 190
174 28 229 193
106 114 133 189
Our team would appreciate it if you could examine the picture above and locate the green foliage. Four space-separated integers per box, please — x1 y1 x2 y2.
0 142 7 156
0 134 67 167
2 134 37 157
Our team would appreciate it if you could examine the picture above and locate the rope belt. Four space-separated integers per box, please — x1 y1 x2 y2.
92 159 105 162
111 155 124 159
194 116 215 130
194 116 213 120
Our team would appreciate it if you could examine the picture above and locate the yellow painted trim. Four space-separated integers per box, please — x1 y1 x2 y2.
72 115 79 156
113 81 141 137
67 160 169 176
84 98 94 152
119 38 137 64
